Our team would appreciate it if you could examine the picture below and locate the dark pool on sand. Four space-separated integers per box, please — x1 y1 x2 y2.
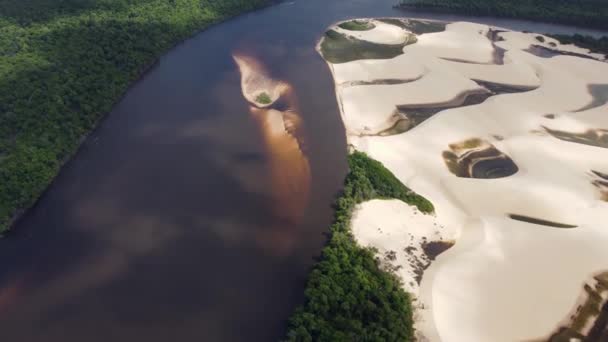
0 1 606 341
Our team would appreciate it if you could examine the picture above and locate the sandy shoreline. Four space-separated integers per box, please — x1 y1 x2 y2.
319 18 608 341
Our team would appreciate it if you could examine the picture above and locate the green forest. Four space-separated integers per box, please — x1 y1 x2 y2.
549 34 608 57
0 0 273 233
284 151 434 341
399 0 608 29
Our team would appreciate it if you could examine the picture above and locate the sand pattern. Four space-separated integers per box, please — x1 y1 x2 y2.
319 19 608 341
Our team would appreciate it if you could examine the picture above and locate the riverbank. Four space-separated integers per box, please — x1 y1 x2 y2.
285 151 432 341
398 0 608 30
306 17 608 340
0 0 277 233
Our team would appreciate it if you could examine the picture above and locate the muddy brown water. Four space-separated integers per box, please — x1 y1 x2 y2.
0 0 606 341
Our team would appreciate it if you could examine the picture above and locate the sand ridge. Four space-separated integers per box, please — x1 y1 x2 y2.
319 18 608 341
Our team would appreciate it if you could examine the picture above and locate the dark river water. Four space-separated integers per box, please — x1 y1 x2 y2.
0 1 605 341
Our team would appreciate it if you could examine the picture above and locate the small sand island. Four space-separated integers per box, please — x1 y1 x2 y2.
319 18 608 341
233 54 311 255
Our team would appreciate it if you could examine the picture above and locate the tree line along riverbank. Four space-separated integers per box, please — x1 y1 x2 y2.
398 0 608 30
285 151 434 341
0 0 274 233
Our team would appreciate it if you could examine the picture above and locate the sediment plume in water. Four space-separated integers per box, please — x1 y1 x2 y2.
377 18 447 35
543 127 608 149
545 271 608 341
0 277 25 317
442 138 519 178
233 53 311 255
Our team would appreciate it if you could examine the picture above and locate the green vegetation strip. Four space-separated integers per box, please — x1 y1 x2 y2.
398 0 608 30
378 18 446 34
0 0 274 233
320 30 411 64
338 20 375 31
548 34 608 58
285 151 433 341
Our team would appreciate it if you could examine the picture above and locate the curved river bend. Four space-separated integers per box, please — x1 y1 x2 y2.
0 0 604 341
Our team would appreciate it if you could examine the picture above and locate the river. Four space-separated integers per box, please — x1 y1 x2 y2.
0 0 605 341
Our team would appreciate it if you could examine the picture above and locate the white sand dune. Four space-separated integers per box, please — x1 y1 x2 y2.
339 70 484 135
410 22 496 64
574 104 608 126
320 19 608 341
331 53 426 85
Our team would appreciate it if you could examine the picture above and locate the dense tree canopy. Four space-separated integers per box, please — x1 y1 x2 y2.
549 34 608 57
284 152 433 341
0 0 273 233
399 0 608 30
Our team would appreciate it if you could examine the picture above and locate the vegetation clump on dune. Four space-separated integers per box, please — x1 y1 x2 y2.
320 29 416 64
398 0 608 30
378 18 446 34
0 0 274 233
548 272 608 341
338 20 376 31
285 151 432 341
443 138 519 179
255 92 272 105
